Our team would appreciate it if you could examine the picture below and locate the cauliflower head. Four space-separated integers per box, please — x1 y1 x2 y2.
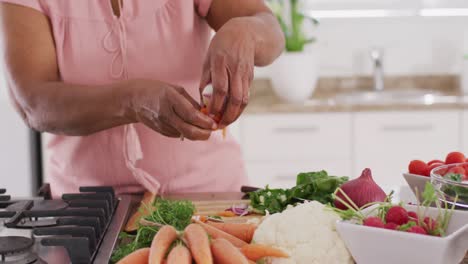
252 201 353 264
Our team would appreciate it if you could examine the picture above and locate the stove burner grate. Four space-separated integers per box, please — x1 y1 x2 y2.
6 200 68 212
0 236 34 262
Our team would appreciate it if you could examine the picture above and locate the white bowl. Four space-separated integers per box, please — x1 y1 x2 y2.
403 172 430 201
336 204 468 264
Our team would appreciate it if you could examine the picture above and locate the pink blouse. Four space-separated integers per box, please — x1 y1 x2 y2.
1 0 248 196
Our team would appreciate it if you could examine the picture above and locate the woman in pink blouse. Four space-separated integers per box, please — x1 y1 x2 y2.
0 0 284 196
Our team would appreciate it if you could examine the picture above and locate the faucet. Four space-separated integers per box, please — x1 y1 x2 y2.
370 48 384 92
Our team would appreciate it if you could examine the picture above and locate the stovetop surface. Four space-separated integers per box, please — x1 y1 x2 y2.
0 186 135 264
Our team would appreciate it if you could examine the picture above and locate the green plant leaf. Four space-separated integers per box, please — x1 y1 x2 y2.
422 182 437 206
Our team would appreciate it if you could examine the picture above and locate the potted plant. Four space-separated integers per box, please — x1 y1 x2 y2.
268 0 319 103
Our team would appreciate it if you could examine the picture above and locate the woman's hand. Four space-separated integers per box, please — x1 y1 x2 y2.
199 17 256 128
129 80 217 140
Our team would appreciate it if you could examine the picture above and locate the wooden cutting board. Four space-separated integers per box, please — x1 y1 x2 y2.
193 199 262 224
125 193 262 231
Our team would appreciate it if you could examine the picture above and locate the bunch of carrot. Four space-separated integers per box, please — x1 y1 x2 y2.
116 221 288 264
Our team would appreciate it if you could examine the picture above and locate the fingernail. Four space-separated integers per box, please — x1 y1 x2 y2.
212 123 218 130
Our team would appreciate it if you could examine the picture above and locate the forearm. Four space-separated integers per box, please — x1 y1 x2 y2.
9 80 135 136
223 13 285 67
247 12 285 66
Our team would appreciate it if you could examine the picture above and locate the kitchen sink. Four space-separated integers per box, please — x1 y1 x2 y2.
333 90 446 105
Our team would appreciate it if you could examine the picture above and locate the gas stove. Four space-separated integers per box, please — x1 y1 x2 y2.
0 185 134 264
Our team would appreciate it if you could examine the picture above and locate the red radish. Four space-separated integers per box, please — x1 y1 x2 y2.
384 222 399 230
423 217 438 231
426 163 444 176
447 166 466 177
407 211 418 220
407 226 427 235
385 206 409 225
445 152 466 164
363 217 385 228
334 168 386 210
408 160 428 176
428 160 444 166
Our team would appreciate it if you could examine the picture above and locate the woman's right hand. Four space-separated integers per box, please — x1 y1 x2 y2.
127 79 217 140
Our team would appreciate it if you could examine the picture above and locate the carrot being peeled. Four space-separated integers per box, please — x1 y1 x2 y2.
211 239 249 264
184 224 213 264
193 219 247 248
240 244 289 261
166 244 192 264
149 225 179 264
206 222 256 243
116 247 150 264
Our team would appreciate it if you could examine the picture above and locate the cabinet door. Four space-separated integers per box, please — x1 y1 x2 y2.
246 159 352 189
0 101 33 196
241 113 352 161
354 111 461 189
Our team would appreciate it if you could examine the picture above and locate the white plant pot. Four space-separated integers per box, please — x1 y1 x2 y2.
270 50 318 103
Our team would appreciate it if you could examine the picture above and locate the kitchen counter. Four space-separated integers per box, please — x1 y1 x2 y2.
245 76 468 114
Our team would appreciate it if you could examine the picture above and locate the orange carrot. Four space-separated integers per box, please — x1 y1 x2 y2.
125 192 156 232
206 222 256 243
240 244 289 261
184 224 213 264
216 211 237 217
194 220 247 248
166 245 192 264
117 248 150 264
211 239 249 264
149 225 179 264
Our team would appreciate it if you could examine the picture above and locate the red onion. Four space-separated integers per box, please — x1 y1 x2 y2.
226 203 249 216
334 168 386 210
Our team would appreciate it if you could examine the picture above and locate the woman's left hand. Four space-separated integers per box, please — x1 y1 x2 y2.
199 18 255 128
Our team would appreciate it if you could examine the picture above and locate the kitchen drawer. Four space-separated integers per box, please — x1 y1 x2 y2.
354 111 461 188
241 113 352 161
246 159 352 189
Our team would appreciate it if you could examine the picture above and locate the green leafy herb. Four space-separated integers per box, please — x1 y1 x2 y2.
441 173 468 204
110 198 195 263
249 171 348 214
145 198 195 230
249 186 291 214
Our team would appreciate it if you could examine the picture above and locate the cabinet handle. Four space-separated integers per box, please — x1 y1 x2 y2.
273 126 319 134
381 124 433 132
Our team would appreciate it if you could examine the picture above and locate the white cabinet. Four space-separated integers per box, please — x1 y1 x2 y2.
239 113 353 187
0 100 33 196
246 160 352 189
353 111 461 189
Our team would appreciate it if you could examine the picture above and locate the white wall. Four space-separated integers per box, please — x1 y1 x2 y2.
314 16 468 76
256 12 468 78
